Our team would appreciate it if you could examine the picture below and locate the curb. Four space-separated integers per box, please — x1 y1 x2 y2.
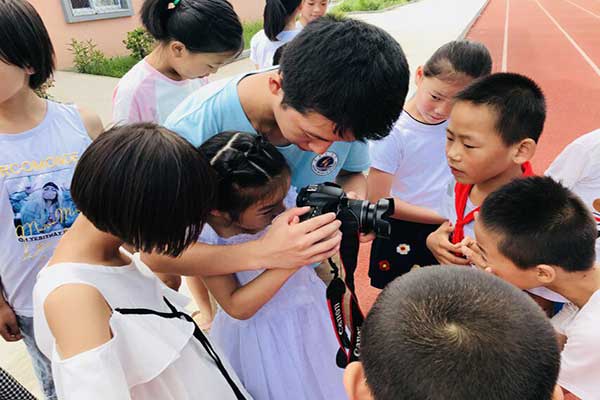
340 0 420 16
459 0 491 39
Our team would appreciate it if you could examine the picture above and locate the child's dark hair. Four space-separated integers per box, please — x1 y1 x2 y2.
455 72 546 144
199 132 290 221
480 176 597 271
272 43 288 65
280 15 409 141
361 266 560 400
264 0 302 41
141 0 243 54
423 40 492 81
72 123 217 257
0 0 54 90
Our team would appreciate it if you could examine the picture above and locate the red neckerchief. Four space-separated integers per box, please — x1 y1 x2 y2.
451 162 535 244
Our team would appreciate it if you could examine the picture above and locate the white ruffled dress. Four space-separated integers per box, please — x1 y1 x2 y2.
33 255 252 400
202 224 348 400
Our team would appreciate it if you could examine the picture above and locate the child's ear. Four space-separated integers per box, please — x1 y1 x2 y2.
268 73 284 97
415 65 424 86
512 138 537 164
535 264 557 285
169 41 186 58
343 362 375 400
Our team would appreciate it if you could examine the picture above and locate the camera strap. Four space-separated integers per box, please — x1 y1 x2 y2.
326 208 365 369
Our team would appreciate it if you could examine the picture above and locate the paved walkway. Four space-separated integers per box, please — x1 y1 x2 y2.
3 0 487 396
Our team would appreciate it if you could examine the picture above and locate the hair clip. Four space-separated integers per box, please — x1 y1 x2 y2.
168 0 181 10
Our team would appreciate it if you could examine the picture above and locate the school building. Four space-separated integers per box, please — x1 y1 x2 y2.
30 0 263 70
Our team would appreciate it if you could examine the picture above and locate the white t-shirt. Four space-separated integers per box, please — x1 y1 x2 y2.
552 290 600 399
546 129 600 262
250 29 301 69
33 255 252 400
112 59 208 125
0 101 91 316
370 111 450 210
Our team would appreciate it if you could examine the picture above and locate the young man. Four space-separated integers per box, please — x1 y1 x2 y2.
144 16 409 278
343 266 563 400
463 176 600 400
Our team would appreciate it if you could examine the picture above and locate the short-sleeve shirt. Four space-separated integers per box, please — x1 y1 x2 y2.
165 70 370 190
250 29 301 69
112 59 208 125
553 290 600 399
370 111 450 209
546 129 600 262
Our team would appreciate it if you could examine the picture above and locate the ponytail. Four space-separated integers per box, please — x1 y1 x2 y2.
264 0 302 41
141 0 243 53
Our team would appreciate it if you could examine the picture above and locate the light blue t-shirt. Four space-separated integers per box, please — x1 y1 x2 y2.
165 71 370 190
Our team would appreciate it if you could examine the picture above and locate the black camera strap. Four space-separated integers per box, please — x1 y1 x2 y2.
326 208 365 369
115 297 247 400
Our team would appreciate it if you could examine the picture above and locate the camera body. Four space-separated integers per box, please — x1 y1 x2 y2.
296 182 394 239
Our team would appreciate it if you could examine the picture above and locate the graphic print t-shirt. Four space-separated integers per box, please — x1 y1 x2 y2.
0 101 91 316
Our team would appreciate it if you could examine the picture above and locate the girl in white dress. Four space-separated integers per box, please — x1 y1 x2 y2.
191 131 347 400
33 123 251 400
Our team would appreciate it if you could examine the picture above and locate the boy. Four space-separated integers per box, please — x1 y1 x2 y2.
343 266 563 400
426 72 544 265
144 16 409 278
463 176 600 400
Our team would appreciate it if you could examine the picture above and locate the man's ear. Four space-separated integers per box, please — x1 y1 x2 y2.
535 264 557 285
512 138 537 164
268 73 284 96
343 362 375 400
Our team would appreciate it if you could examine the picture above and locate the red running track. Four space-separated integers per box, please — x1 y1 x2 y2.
355 0 600 312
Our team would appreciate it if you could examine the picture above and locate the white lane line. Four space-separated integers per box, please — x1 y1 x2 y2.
502 0 510 71
563 0 600 19
535 0 600 77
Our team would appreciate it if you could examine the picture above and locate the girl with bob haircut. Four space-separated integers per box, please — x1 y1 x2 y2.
250 0 303 69
32 123 252 400
0 1 102 398
188 131 346 400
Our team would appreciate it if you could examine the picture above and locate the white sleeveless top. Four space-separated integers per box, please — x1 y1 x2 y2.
33 255 252 400
0 101 90 316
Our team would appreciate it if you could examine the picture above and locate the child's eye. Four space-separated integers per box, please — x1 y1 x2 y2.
446 136 454 141
464 144 476 149
430 94 441 101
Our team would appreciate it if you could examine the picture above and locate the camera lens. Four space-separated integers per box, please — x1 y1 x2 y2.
347 198 394 239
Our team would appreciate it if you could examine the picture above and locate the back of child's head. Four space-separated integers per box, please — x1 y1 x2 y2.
272 43 288 66
360 266 560 400
0 0 54 90
199 132 290 221
455 72 546 144
72 123 216 257
280 15 409 141
480 176 597 271
423 40 492 81
141 0 243 54
264 0 303 41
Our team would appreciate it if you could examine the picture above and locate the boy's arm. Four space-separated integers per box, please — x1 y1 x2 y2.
0 279 21 342
143 208 342 276
368 167 445 224
336 169 367 199
204 269 299 320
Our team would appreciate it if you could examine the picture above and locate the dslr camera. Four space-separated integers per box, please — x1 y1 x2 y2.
296 182 394 239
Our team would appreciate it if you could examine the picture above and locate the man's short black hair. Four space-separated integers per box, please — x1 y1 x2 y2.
72 123 217 257
0 0 55 90
279 15 409 141
361 266 560 400
479 176 597 271
455 72 546 145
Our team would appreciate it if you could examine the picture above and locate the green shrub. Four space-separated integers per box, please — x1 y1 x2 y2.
123 28 155 60
242 20 263 50
69 38 105 74
332 0 408 13
34 78 55 100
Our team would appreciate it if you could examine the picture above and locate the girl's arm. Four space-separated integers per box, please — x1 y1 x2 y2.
368 167 445 224
45 284 112 359
204 268 299 320
78 106 104 140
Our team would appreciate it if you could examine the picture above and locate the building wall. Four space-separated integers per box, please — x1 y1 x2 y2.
31 0 264 70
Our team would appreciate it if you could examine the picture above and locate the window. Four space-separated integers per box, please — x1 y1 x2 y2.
61 0 133 23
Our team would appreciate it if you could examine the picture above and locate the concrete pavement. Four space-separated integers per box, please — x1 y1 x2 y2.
3 0 488 396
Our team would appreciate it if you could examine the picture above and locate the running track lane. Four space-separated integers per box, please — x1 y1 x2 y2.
355 0 600 313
